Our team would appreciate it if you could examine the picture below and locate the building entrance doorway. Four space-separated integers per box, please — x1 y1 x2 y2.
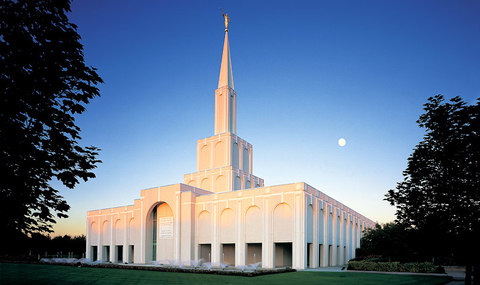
319 244 324 267
128 245 134 263
307 243 313 268
246 243 262 266
221 244 235 266
328 245 332 266
116 245 123 263
102 246 110 262
274 242 292 267
91 246 97 261
199 244 211 263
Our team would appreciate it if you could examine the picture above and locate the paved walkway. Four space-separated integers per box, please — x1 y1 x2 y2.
302 266 345 272
444 266 466 285
302 266 466 284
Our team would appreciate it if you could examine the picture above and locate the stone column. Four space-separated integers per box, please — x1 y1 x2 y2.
180 192 195 265
263 199 273 268
249 147 253 173
123 216 128 263
236 201 245 266
353 217 358 258
140 200 145 263
110 216 115 262
212 203 220 264
312 198 319 268
345 216 350 262
97 220 102 261
322 204 328 267
293 194 305 269
333 210 338 266
175 193 181 261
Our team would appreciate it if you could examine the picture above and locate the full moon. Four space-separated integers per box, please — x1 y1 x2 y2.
338 138 346 147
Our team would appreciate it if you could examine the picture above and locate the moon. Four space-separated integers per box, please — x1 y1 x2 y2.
338 138 346 147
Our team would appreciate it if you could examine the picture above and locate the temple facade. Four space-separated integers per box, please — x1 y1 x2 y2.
86 20 375 269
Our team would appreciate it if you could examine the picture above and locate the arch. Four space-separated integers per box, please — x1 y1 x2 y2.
102 220 111 245
128 218 135 244
90 221 98 244
242 147 249 172
307 204 314 243
234 176 242 190
349 220 354 259
273 203 293 242
245 179 251 189
214 175 226 192
220 208 235 243
145 202 174 262
232 142 239 169
200 145 209 170
328 212 333 245
187 180 195 186
353 222 358 248
214 141 225 167
114 219 123 244
200 177 210 190
336 214 341 245
318 206 325 244
198 210 212 243
245 206 262 243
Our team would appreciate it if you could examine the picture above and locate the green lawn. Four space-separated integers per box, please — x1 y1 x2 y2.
0 263 452 285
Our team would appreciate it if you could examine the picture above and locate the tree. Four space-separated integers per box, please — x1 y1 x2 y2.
358 223 411 262
386 95 480 284
0 0 102 253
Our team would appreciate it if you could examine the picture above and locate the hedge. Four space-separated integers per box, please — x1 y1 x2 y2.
347 261 444 273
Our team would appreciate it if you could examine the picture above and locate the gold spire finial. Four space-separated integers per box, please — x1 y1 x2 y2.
221 10 230 32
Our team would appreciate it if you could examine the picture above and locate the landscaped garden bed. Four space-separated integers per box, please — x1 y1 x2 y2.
348 260 445 273
33 258 294 277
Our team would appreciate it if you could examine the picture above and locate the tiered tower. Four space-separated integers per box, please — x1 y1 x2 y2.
183 14 264 192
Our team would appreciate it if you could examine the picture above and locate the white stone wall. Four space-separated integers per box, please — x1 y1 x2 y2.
86 182 374 269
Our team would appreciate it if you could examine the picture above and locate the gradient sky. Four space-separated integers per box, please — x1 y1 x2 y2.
52 0 480 236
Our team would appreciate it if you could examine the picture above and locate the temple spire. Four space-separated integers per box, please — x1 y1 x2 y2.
218 12 234 89
214 12 236 135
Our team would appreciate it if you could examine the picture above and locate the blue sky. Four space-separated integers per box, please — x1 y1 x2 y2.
53 0 480 235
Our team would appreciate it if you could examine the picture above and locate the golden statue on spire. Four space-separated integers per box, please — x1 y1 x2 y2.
222 10 230 31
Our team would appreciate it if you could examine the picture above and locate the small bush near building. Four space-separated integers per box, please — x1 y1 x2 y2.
348 261 444 273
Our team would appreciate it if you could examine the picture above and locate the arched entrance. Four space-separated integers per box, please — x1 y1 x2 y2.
273 203 293 267
145 202 174 263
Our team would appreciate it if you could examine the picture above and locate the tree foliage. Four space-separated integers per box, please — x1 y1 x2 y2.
358 223 455 264
0 234 86 260
0 0 102 247
358 223 411 261
385 95 480 262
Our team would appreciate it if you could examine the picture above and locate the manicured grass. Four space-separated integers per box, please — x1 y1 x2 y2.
0 263 452 285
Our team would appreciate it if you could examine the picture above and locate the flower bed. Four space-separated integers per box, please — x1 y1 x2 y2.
35 258 295 277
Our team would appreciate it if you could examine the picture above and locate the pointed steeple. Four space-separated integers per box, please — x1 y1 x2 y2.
214 12 236 135
218 18 234 89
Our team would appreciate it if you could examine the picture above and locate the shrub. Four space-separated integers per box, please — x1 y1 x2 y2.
348 261 444 273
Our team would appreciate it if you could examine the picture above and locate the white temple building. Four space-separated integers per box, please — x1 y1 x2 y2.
86 18 375 269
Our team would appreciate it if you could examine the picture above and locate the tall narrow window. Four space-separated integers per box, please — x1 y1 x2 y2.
152 207 157 261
